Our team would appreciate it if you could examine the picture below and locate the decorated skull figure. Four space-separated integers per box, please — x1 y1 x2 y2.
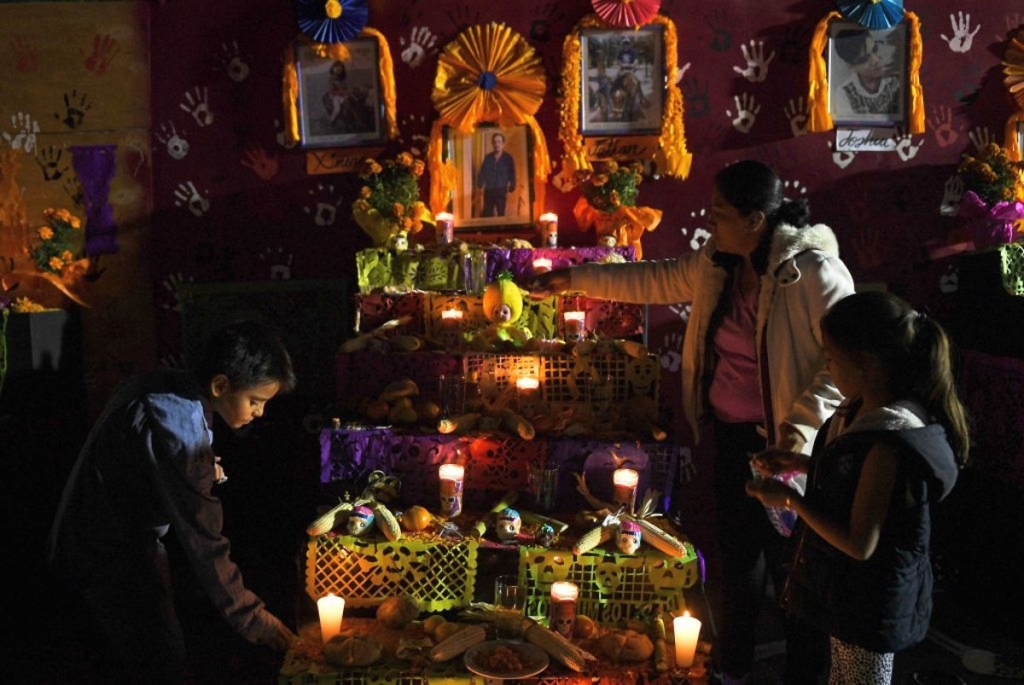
617 519 643 554
390 231 409 252
346 505 375 536
495 507 522 543
535 523 556 547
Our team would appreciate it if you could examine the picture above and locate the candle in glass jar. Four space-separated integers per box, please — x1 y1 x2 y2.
438 463 465 518
549 581 578 639
440 309 464 351
539 213 558 247
532 257 553 273
673 611 701 668
515 377 540 415
564 311 586 342
612 468 639 512
317 593 345 644
435 212 454 246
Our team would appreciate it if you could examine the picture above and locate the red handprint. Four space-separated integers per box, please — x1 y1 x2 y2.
82 34 119 76
10 35 39 73
240 144 279 181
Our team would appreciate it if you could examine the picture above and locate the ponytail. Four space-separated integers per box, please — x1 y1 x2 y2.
911 314 971 466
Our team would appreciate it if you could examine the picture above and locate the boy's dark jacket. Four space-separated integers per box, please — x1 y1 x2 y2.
781 398 959 653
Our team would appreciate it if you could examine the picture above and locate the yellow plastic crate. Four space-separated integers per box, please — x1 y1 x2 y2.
306 535 478 612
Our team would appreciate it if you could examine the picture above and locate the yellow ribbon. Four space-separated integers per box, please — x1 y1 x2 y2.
572 197 662 260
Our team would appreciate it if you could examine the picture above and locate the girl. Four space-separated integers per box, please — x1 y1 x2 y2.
746 291 970 685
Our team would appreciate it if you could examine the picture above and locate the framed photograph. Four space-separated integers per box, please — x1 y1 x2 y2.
444 124 534 231
827 20 907 127
294 38 385 148
579 25 665 136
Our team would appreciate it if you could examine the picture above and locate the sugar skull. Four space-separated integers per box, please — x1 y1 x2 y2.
535 523 556 547
346 505 375 536
390 231 409 252
496 507 522 543
617 519 643 554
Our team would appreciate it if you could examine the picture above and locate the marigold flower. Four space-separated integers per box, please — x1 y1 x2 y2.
396 152 413 167
591 174 608 187
412 159 426 177
48 256 65 271
38 226 54 241
61 250 74 262
359 186 372 199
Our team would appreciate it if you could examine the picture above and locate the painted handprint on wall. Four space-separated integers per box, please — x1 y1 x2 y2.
240 143 278 180
9 35 39 73
3 112 40 152
54 90 91 129
35 145 69 181
82 34 119 75
173 181 210 217
941 12 980 54
180 86 214 127
732 40 775 83
155 122 189 160
215 41 250 82
399 26 438 69
927 106 963 148
784 97 808 137
893 132 924 162
726 93 760 133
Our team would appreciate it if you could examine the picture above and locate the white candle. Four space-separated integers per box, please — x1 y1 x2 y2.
439 463 465 517
441 309 464 322
673 611 701 668
550 581 579 602
613 468 639 512
564 311 586 342
440 309 464 351
532 257 552 273
539 213 558 247
516 377 539 391
515 377 541 415
317 593 345 644
549 581 578 638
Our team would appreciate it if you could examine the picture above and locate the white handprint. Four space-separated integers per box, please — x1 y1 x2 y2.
968 126 993 151
939 175 964 216
173 181 210 217
675 61 691 84
155 121 189 160
180 86 214 127
784 97 808 137
783 179 808 196
893 132 924 162
261 247 293 280
3 112 41 152
668 302 692 324
690 226 711 252
399 26 438 69
725 93 760 133
827 140 856 169
732 40 775 83
216 41 250 82
661 332 682 372
938 266 958 294
940 12 980 53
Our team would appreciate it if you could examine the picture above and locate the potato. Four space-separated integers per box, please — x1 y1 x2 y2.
422 614 447 637
376 594 421 629
598 629 654 662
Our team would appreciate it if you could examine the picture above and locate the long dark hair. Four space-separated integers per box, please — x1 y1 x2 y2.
820 291 970 466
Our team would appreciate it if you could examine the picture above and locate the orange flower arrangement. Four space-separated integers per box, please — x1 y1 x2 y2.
352 151 432 246
28 208 81 275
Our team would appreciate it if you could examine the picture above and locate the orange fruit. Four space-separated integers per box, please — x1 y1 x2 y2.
401 505 432 532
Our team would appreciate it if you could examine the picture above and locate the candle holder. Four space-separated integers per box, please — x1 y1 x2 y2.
317 593 345 644
438 372 466 419
463 249 487 296
612 468 639 513
515 377 541 416
439 309 464 352
538 213 558 248
435 212 454 246
548 581 578 639
564 310 586 343
532 257 553 274
438 463 465 518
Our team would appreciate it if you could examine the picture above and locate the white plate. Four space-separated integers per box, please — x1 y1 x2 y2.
463 640 550 680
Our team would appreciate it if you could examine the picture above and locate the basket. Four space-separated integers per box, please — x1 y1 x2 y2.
306 535 478 612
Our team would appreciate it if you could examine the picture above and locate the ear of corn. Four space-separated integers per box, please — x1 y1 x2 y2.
306 500 353 537
428 623 487 662
572 523 613 555
524 623 587 672
651 609 669 673
633 518 688 557
471 491 521 538
371 501 402 541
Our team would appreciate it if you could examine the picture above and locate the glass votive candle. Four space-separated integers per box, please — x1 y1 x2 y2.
549 581 578 639
564 310 586 342
438 463 465 518
673 611 702 668
440 308 464 351
613 468 639 513
435 212 454 246
515 377 540 416
539 212 558 247
532 257 553 274
317 593 345 644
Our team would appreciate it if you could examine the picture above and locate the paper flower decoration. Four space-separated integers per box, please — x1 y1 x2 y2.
591 0 661 29
431 22 546 133
573 161 662 260
1003 27 1024 112
351 151 432 247
296 0 368 45
836 0 904 30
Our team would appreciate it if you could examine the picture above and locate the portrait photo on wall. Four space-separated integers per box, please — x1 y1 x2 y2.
579 25 665 136
295 38 385 148
827 21 907 127
445 124 534 231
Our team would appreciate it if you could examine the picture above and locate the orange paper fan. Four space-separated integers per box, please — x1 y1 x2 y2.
1003 28 1024 110
591 0 662 29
